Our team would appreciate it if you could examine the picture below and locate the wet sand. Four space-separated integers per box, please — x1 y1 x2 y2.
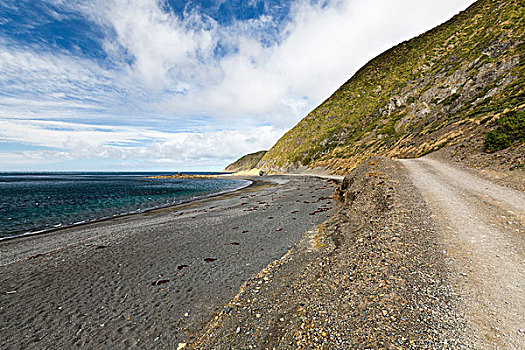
0 175 336 349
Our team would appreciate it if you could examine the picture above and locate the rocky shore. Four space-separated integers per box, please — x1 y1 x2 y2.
190 155 524 349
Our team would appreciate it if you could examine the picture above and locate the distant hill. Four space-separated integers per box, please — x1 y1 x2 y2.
224 151 267 172
258 0 524 174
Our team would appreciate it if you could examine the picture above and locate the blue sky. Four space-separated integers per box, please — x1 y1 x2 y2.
0 0 475 171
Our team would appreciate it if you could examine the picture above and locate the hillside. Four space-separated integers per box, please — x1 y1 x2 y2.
258 0 524 174
224 150 267 172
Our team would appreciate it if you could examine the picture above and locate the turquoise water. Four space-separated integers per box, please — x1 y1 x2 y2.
0 172 250 240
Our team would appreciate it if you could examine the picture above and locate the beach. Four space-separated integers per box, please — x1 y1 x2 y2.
0 175 336 349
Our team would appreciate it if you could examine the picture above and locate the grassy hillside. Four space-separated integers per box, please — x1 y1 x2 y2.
259 0 524 174
224 150 267 172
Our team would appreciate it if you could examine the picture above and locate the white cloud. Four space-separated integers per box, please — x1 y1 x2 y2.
0 43 133 120
0 118 283 169
94 0 475 120
97 0 219 91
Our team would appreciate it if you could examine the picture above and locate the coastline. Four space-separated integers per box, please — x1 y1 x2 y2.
0 177 253 244
0 177 263 266
0 175 337 348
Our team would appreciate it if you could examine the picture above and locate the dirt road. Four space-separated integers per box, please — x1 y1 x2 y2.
401 158 525 349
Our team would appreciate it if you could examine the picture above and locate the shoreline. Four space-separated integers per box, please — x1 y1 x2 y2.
1 175 337 348
0 177 255 245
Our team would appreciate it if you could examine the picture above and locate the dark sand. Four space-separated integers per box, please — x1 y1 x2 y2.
0 176 336 349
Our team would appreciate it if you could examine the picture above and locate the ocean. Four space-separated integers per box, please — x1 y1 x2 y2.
0 172 251 240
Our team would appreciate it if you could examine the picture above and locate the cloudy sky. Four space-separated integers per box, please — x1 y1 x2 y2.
0 0 475 171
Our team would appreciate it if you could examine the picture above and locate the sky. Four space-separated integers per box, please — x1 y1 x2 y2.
0 0 476 171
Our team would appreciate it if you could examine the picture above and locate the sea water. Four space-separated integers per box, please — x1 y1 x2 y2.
0 172 250 240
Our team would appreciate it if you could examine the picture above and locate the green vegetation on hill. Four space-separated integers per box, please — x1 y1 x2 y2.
484 110 525 152
259 0 525 174
224 150 267 172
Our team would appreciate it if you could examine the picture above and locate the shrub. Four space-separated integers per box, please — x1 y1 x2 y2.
484 110 525 152
441 93 461 106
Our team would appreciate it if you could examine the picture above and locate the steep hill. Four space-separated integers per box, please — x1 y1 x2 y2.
259 0 524 174
224 150 267 172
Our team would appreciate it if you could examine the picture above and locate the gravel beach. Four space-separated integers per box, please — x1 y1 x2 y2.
0 176 337 349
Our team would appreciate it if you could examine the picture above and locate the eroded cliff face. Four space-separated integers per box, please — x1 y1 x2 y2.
258 0 524 174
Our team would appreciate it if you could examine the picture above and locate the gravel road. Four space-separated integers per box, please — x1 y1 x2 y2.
402 157 525 349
